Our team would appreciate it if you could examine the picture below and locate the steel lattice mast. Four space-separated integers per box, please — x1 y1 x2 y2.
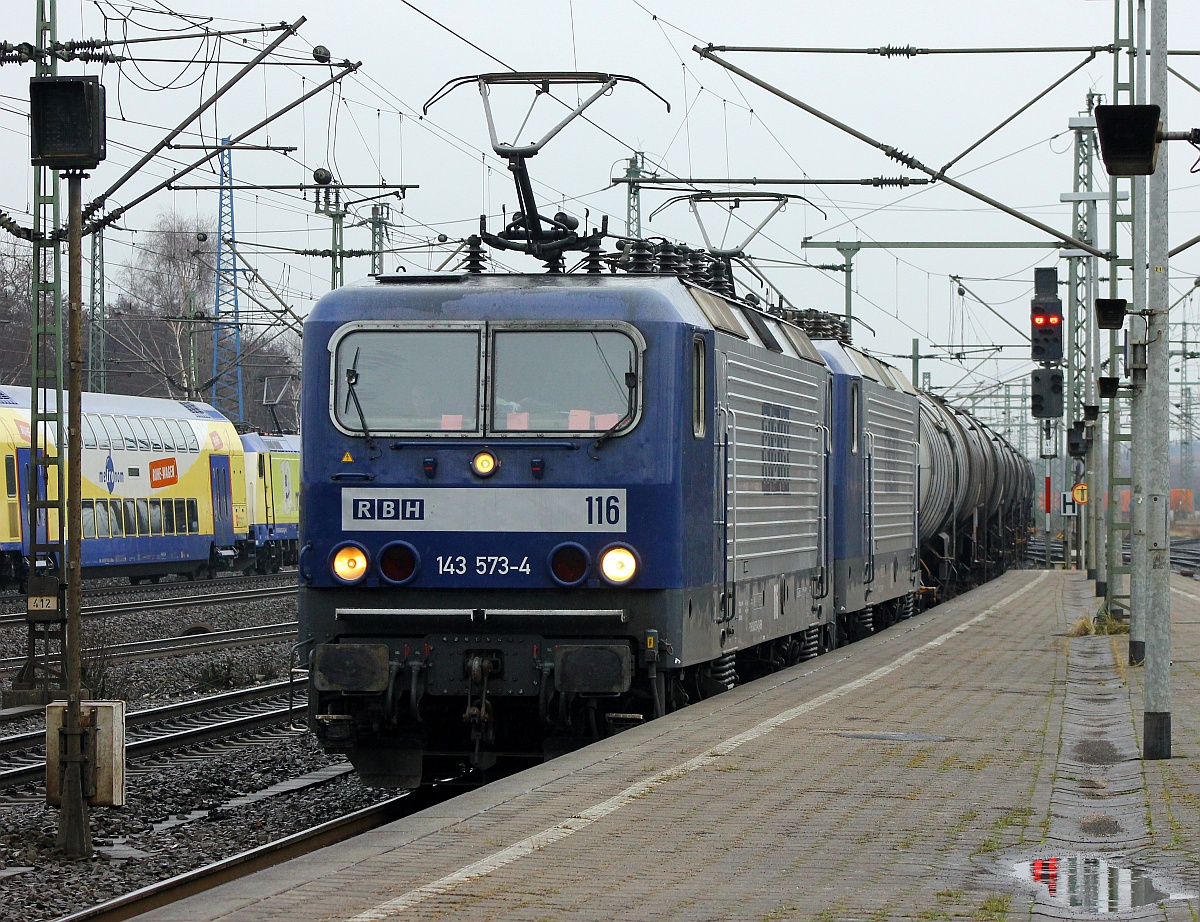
212 138 244 421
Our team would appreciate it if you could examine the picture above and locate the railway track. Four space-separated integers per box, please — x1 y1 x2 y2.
1026 535 1200 575
0 570 295 605
0 621 298 678
0 680 304 792
0 583 298 630
51 792 422 922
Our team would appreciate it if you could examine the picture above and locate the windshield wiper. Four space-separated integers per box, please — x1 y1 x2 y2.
344 348 379 457
590 367 638 457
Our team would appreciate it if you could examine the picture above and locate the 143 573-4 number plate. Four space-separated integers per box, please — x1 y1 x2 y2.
436 555 532 576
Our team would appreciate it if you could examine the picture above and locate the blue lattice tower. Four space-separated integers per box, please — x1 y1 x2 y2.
212 138 244 421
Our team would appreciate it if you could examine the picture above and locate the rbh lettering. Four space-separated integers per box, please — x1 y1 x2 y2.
352 497 425 521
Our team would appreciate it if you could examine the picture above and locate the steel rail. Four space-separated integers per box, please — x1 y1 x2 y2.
51 795 414 922
0 687 299 789
0 622 298 673
0 584 298 629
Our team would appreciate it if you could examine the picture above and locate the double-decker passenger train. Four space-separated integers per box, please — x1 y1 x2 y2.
0 386 299 589
297 267 1034 787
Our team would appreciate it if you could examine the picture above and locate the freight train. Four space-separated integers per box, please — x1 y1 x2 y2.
0 386 299 589
297 265 1034 788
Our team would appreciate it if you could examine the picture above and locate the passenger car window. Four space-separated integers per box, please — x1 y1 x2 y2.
81 416 97 450
99 416 120 451
115 417 138 451
131 418 153 451
95 500 110 538
154 419 176 451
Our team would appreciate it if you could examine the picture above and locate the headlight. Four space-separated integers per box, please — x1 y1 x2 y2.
599 545 638 585
331 543 369 583
470 450 499 478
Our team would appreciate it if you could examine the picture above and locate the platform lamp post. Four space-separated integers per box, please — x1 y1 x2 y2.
29 73 106 857
1094 22 1199 759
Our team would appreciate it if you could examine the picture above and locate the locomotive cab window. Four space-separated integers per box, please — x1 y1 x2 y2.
331 328 481 435
491 329 640 435
692 335 706 438
5 455 14 497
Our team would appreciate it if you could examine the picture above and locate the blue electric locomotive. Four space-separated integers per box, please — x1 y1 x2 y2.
298 272 850 785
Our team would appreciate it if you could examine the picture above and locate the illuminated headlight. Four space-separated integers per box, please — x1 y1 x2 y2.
599 545 638 585
331 543 369 584
471 450 499 478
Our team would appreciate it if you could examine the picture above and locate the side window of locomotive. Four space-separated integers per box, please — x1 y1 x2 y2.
333 329 481 434
5 455 15 497
108 500 123 537
692 336 706 438
115 416 138 451
81 416 97 450
155 419 176 452
850 381 861 454
491 330 638 433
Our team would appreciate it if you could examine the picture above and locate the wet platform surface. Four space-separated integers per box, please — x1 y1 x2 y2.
136 569 1200 921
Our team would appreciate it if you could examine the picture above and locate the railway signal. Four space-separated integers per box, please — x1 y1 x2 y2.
1030 268 1063 364
1031 368 1064 419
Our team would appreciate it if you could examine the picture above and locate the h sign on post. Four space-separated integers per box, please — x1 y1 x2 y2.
1061 493 1079 518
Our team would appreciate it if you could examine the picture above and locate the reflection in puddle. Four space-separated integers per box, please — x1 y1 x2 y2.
1014 855 1194 912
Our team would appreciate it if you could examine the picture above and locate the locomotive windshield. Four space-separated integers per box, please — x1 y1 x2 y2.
329 324 640 437
332 329 481 433
492 331 636 433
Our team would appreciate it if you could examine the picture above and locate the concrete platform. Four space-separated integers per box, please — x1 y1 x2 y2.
136 569 1200 921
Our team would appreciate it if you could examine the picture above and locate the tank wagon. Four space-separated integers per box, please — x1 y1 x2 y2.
0 385 299 588
297 271 1033 787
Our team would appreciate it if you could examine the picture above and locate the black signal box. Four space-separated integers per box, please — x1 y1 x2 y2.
1031 368 1064 419
30 75 106 170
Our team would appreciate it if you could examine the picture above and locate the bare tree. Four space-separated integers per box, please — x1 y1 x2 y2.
0 238 34 385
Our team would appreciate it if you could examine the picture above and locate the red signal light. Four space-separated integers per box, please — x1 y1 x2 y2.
1033 315 1046 326
1048 314 1061 325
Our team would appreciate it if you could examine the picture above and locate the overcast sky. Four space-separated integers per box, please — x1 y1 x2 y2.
2 1 1199 415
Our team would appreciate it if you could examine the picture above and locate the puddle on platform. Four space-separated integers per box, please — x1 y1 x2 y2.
1014 855 1195 912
